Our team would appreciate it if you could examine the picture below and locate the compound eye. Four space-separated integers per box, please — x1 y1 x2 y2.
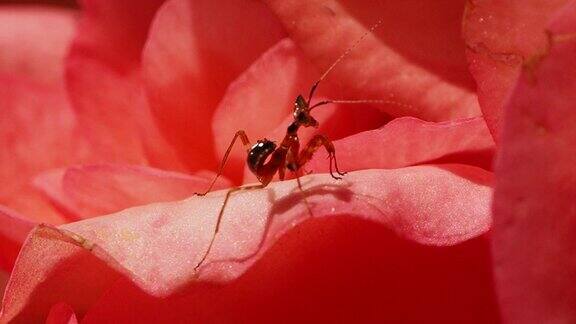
295 95 308 109
296 112 308 123
293 108 300 118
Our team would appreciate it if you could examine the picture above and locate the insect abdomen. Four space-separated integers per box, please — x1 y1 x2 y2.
247 139 277 175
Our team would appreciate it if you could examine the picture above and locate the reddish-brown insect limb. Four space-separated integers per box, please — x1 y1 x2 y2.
295 170 314 218
329 150 346 179
287 141 314 216
195 130 251 196
297 134 346 180
194 183 265 271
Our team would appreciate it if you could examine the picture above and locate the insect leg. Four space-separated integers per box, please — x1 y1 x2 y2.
297 135 346 180
286 140 314 217
195 130 251 196
194 183 265 272
295 170 314 218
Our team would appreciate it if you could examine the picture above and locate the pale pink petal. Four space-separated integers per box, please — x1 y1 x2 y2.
0 206 36 271
264 0 480 121
142 0 285 171
492 1 576 322
45 302 77 324
0 77 89 223
462 0 569 139
34 164 232 220
31 169 80 221
0 6 76 87
66 0 186 170
306 116 495 174
0 8 86 224
2 165 493 322
1 226 123 323
70 0 163 68
1 189 68 226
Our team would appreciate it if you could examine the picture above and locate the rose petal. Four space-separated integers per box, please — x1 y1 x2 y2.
1 226 122 323
193 166 492 281
0 76 89 223
462 0 569 139
34 164 232 220
0 270 7 300
491 2 576 322
31 168 79 222
84 233 498 323
0 6 76 87
70 0 163 69
66 0 186 170
0 206 36 271
264 0 480 120
306 116 495 173
142 0 285 171
1 165 493 321
46 302 78 324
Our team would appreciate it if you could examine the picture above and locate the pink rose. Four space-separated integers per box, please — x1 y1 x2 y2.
0 0 574 322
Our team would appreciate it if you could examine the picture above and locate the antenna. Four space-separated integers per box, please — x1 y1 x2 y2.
309 99 413 111
307 18 385 104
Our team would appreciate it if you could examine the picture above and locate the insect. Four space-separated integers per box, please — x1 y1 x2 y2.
193 19 407 271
